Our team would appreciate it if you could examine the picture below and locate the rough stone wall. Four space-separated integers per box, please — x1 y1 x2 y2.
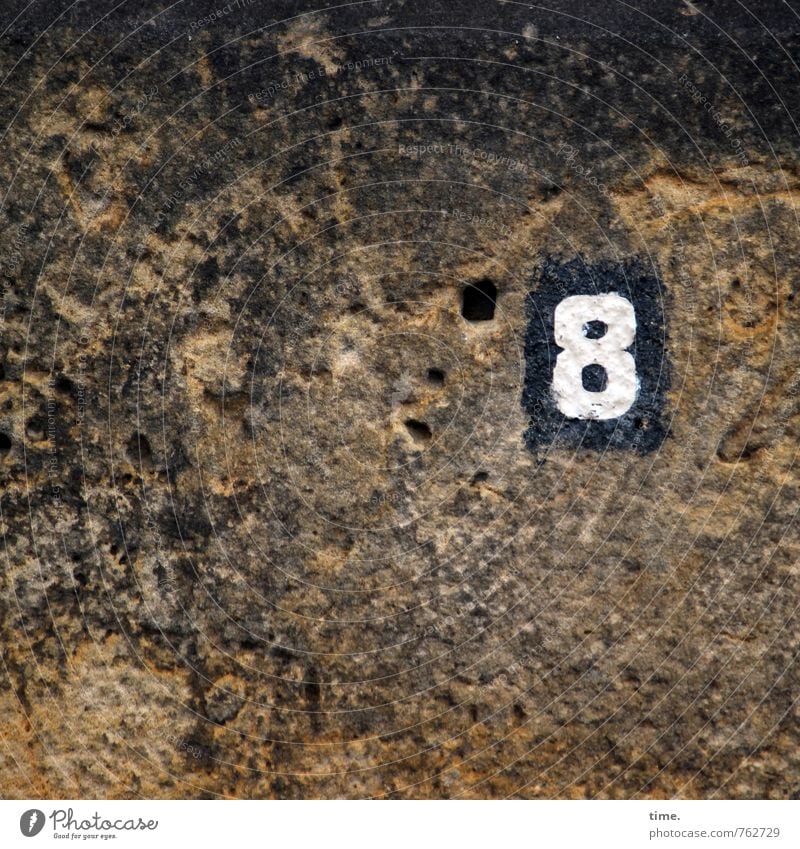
0 0 798 798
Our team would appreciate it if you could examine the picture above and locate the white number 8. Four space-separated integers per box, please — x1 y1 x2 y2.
552 294 639 420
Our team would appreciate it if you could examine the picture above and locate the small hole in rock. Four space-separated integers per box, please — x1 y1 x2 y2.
426 368 445 385
471 470 489 484
461 279 497 321
582 363 608 393
542 182 561 200
25 417 45 441
405 419 432 443
583 320 607 339
54 375 73 393
0 433 10 454
127 432 153 467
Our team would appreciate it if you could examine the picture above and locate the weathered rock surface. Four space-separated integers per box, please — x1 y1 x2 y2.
0 0 799 798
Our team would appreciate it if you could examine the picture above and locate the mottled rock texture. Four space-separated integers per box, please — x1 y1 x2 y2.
1 0 799 799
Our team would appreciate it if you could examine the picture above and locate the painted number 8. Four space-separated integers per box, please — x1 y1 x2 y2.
552 294 639 420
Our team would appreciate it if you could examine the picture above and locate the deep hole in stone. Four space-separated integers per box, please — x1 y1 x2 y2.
0 433 10 453
582 363 608 392
54 374 73 393
405 419 432 442
542 182 561 201
127 432 153 468
583 320 607 339
426 368 445 385
461 279 497 321
25 416 45 440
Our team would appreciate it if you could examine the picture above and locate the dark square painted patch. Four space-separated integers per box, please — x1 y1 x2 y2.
522 256 670 454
